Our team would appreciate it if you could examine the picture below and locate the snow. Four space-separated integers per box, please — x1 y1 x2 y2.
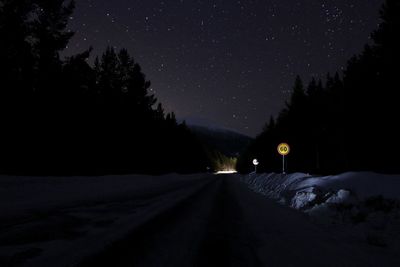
0 174 206 219
242 172 400 211
2 172 400 266
0 174 214 267
291 186 319 209
325 189 354 204
297 172 400 199
241 172 400 257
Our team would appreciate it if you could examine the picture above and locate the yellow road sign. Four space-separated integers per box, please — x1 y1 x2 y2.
277 143 290 156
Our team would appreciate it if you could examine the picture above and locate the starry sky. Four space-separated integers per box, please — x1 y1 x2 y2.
64 0 383 137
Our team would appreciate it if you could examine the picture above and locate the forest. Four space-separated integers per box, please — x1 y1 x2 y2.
0 0 212 175
238 0 400 174
2 0 399 176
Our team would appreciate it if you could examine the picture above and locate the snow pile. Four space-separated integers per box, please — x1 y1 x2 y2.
325 189 354 204
291 186 319 209
242 172 400 249
242 172 400 211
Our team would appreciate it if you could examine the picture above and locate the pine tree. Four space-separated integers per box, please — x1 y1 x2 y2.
62 47 95 100
238 0 400 174
0 0 35 97
372 0 400 52
98 47 119 102
287 75 306 110
155 103 165 121
33 0 75 94
263 116 275 132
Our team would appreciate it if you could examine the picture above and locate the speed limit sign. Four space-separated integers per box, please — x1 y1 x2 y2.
277 143 290 156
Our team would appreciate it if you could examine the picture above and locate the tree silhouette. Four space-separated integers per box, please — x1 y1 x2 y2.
0 0 211 175
238 0 400 174
0 0 35 98
33 0 75 96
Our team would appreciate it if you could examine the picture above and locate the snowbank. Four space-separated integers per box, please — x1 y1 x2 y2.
242 172 400 211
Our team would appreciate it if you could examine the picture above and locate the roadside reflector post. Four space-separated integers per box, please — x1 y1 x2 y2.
252 159 259 173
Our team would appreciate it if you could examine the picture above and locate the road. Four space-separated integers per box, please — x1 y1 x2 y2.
1 174 395 266
76 175 376 266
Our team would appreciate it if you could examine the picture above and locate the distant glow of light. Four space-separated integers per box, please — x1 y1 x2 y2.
215 170 238 174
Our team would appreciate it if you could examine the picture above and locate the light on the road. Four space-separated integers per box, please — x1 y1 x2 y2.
216 170 238 174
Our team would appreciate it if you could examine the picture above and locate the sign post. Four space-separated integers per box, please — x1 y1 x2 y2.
252 159 259 173
277 143 290 174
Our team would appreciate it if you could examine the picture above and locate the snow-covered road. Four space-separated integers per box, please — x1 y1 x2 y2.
1 174 398 266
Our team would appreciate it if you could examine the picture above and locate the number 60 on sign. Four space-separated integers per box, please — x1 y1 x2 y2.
277 143 290 156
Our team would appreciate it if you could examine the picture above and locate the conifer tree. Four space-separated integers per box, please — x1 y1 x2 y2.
33 0 75 94
0 0 34 97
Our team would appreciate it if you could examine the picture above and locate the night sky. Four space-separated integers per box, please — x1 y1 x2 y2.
65 0 383 137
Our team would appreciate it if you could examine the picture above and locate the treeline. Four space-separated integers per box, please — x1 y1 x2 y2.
238 0 400 174
0 0 210 175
